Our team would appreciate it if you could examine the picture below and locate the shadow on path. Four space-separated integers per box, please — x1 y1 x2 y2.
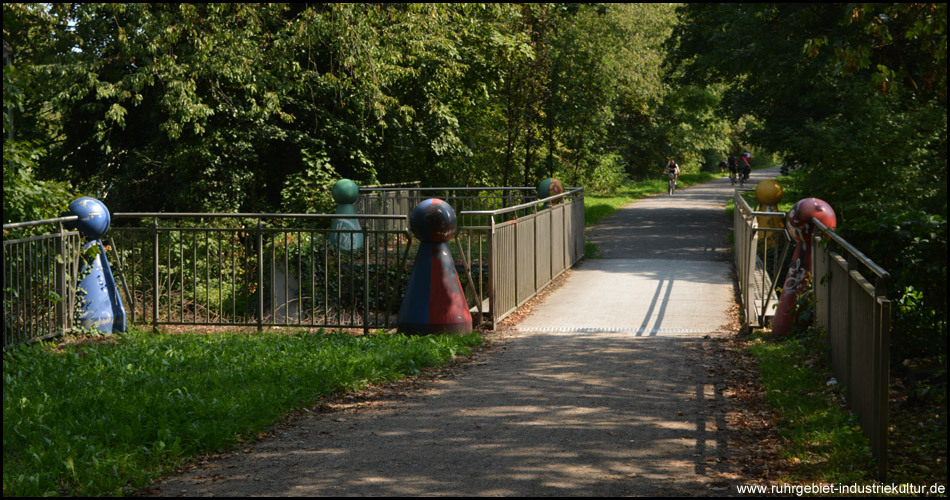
155 332 733 497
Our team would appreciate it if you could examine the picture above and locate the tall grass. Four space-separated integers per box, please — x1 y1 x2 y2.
3 329 482 496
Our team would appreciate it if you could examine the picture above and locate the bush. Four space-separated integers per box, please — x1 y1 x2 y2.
838 211 947 368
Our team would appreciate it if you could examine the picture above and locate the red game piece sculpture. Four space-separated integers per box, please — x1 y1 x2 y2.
397 199 473 335
772 198 836 337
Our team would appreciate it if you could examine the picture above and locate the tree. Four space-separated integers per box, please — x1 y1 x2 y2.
670 2 947 365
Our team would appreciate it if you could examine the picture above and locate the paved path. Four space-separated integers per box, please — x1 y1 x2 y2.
153 168 782 497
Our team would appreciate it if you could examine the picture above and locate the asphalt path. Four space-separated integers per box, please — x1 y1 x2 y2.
152 167 783 497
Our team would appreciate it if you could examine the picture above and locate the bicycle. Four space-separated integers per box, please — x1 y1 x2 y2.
668 172 676 195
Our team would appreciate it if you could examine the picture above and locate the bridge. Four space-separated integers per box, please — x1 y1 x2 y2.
3 167 892 492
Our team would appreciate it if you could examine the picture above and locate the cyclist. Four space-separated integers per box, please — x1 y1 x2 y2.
728 155 738 184
665 159 680 189
739 152 752 183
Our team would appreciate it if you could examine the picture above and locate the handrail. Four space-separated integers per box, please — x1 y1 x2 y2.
460 188 582 217
113 213 407 221
359 186 538 193
3 215 79 230
812 219 890 281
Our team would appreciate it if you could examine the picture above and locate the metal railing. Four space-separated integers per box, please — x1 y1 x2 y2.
3 217 83 347
356 186 539 231
733 189 792 327
474 191 585 326
356 186 585 327
109 213 411 333
733 190 892 480
812 218 891 480
3 185 585 345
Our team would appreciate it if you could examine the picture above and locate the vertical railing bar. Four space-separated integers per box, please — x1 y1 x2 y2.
178 228 183 322
216 231 222 323
257 218 264 332
373 229 388 328
58 221 68 336
349 232 356 327
363 227 370 334
335 236 342 326
25 240 33 339
231 231 237 322
283 232 289 325
297 230 303 325
204 229 209 323
487 215 495 328
153 218 160 331
19 242 26 340
192 230 197 324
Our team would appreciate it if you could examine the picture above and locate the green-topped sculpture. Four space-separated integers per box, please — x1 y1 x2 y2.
329 179 364 252
537 178 565 209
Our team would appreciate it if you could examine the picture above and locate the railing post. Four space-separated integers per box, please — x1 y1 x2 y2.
845 252 856 402
56 220 68 335
876 295 891 481
152 217 160 332
533 202 539 292
487 215 496 329
874 273 890 481
257 218 264 332
363 227 370 335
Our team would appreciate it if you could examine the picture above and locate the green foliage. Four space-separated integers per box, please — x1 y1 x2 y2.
838 211 947 367
4 3 713 218
2 329 482 496
672 3 948 369
279 150 338 215
2 140 76 224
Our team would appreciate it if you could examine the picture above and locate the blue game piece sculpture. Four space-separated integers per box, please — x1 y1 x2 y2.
397 199 473 335
68 197 126 333
329 179 364 252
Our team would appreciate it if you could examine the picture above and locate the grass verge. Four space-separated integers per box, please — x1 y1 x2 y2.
746 327 875 485
3 328 483 496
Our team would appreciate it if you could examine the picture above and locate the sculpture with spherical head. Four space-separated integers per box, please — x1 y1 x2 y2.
329 179 364 252
67 197 126 333
68 197 111 240
754 180 785 246
397 199 473 335
772 198 837 337
537 178 565 208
